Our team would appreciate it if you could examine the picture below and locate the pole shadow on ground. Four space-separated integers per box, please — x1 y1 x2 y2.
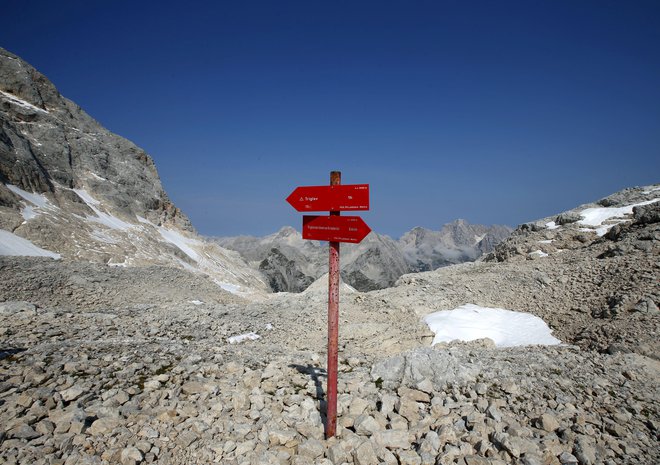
289 364 328 434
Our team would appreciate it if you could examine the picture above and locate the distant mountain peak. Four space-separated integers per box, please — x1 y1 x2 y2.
275 225 299 236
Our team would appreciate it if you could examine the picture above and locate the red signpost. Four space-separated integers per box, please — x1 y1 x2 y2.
286 172 371 438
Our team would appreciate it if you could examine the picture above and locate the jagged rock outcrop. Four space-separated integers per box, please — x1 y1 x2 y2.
0 47 268 295
341 232 409 292
485 185 660 264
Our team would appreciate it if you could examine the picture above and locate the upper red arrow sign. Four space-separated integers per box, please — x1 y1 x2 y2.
303 215 372 243
286 184 369 212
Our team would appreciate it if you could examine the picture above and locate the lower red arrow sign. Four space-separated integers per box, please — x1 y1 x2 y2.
303 215 372 243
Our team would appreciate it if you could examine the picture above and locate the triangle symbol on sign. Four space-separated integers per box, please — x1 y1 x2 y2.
299 197 304 201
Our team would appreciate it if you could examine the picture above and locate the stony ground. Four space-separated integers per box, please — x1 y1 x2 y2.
0 194 658 465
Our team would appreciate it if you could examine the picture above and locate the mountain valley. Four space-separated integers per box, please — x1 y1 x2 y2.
0 47 658 465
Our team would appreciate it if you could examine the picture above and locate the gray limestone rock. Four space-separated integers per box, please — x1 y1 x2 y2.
0 47 269 294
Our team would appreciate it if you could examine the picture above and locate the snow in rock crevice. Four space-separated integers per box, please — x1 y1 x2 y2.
0 90 49 114
72 189 135 231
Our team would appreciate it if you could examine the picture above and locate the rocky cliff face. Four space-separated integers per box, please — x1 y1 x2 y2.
0 47 268 295
218 220 511 292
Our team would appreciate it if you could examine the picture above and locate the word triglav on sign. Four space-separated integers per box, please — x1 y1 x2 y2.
286 184 369 212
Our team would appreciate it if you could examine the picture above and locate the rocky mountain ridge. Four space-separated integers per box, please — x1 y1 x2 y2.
216 220 511 293
0 47 268 295
398 220 512 272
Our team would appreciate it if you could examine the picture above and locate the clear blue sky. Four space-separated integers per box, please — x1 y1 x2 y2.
3 1 659 237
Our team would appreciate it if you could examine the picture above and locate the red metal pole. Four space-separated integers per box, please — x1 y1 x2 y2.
326 170 341 438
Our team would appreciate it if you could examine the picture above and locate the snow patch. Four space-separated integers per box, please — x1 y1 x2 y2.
0 229 60 259
642 186 660 194
578 199 659 236
21 205 39 221
89 172 107 181
474 233 486 244
227 332 261 344
73 189 135 231
423 304 561 348
216 281 242 294
6 184 51 208
136 215 203 262
157 227 202 262
529 250 549 258
190 300 204 306
0 90 49 114
73 188 101 206
545 221 559 230
538 240 553 244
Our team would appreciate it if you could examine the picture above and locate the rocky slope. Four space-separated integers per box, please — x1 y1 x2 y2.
1 185 658 465
216 220 511 293
0 47 268 295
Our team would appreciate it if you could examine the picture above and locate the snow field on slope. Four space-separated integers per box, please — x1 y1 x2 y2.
0 230 61 259
6 184 51 208
424 304 561 347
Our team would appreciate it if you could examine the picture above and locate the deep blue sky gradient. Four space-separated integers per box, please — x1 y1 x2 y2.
3 1 659 237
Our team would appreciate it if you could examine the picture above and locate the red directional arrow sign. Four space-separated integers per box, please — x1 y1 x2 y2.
286 184 369 211
302 215 372 243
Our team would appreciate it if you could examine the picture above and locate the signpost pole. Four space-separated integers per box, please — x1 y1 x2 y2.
326 170 341 438
286 171 370 438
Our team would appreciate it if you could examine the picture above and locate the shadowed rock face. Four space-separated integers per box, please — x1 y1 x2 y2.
0 47 269 294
